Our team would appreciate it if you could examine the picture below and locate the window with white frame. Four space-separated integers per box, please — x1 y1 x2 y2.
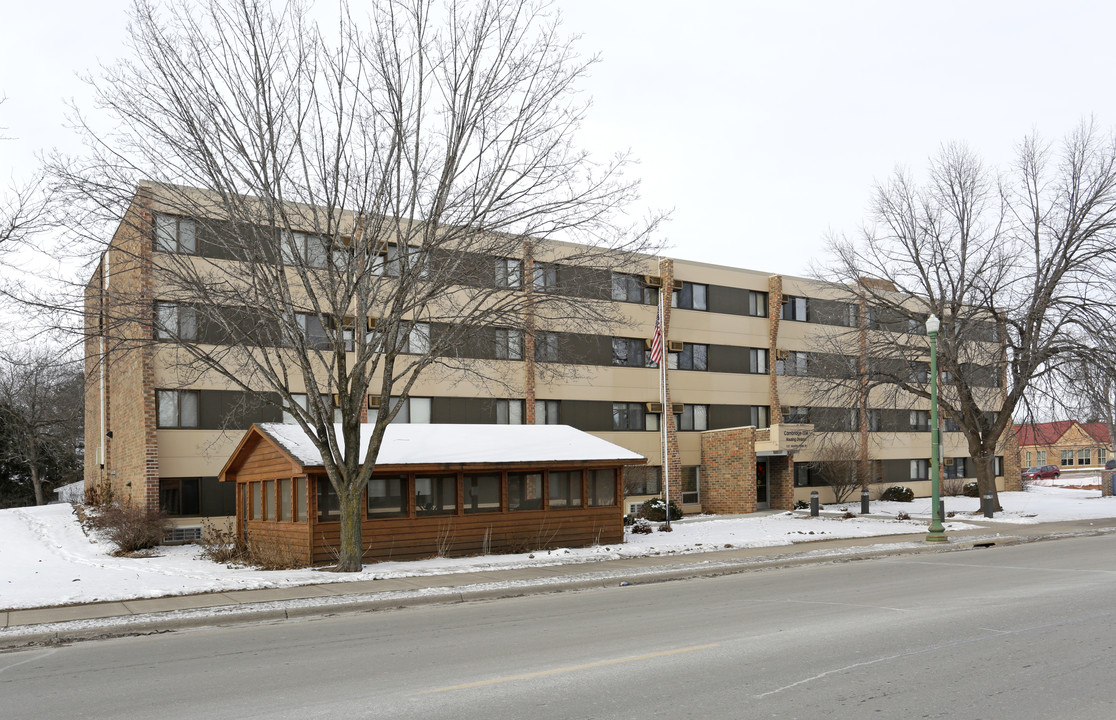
776 351 809 376
612 402 646 431
672 281 708 311
746 290 768 317
157 389 199 428
535 399 560 424
389 397 431 424
749 405 770 429
155 302 197 341
534 331 559 362
668 343 707 371
681 466 700 504
909 410 930 432
910 459 930 481
1037 450 1047 464
748 348 768 374
496 399 524 424
494 328 523 360
154 214 196 254
532 262 559 293
495 257 522 288
1099 448 1108 466
676 404 708 431
781 295 808 321
1025 451 1032 467
1078 449 1091 466
1061 450 1074 466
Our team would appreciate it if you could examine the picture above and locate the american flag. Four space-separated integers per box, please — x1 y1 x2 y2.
649 310 664 365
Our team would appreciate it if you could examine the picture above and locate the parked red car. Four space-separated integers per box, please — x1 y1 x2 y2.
1022 465 1061 481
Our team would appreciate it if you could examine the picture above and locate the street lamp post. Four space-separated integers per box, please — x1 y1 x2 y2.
925 314 947 543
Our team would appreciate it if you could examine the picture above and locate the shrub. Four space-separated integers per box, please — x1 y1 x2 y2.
629 519 653 534
963 481 980 497
197 524 306 569
94 500 167 555
83 480 114 509
794 500 809 510
639 497 684 522
657 523 673 532
197 523 247 564
941 475 965 497
879 486 914 503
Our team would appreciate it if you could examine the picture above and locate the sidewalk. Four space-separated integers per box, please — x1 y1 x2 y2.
3 516 1114 648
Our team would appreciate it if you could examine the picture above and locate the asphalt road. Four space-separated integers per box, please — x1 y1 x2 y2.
4 534 1116 719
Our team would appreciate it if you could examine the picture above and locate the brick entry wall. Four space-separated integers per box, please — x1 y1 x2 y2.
700 427 795 513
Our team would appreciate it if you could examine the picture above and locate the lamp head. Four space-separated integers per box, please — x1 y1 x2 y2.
926 314 940 334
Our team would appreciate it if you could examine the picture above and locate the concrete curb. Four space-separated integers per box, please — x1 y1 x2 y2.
3 522 1114 650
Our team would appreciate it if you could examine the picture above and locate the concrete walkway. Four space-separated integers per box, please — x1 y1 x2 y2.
3 516 1114 648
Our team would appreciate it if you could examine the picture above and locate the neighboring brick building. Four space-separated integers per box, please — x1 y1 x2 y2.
85 183 1017 539
1016 421 1114 472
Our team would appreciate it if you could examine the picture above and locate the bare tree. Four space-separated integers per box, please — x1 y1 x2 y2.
806 434 862 504
812 126 1116 511
0 98 54 258
52 0 661 570
0 348 84 506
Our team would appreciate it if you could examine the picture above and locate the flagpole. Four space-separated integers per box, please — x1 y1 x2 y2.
660 282 670 529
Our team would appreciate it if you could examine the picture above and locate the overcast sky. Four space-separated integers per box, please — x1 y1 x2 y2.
4 0 1116 277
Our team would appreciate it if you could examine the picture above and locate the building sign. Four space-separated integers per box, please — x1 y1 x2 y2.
772 423 813 452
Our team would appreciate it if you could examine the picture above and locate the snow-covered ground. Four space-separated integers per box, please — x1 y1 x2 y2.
2 488 1114 611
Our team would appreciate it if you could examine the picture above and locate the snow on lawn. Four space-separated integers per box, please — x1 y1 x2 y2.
2 488 1115 611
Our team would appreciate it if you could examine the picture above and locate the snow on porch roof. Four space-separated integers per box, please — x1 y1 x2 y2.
256 423 646 468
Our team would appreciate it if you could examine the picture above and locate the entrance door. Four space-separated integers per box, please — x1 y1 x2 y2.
756 459 769 509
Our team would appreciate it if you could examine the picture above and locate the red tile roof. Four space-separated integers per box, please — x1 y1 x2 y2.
1015 420 1113 447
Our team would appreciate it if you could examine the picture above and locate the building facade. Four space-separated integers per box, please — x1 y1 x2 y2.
84 185 1019 539
1016 421 1114 472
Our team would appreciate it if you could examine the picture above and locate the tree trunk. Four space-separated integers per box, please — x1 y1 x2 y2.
972 449 1001 512
334 485 365 572
30 463 44 506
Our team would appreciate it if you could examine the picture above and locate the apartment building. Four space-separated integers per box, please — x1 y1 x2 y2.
84 184 1019 538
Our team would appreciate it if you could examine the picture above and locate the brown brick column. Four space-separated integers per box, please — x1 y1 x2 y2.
523 243 537 424
767 274 782 423
770 454 795 511
700 427 757 513
659 258 681 505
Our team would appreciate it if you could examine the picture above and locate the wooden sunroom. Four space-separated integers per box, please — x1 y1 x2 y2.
218 423 646 566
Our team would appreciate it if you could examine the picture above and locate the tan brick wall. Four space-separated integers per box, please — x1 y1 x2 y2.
700 426 757 513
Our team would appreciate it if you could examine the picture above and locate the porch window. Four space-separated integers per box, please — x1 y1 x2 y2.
368 476 407 517
415 475 455 515
508 472 543 511
317 478 340 521
278 478 292 521
464 474 501 513
588 469 616 506
548 470 581 508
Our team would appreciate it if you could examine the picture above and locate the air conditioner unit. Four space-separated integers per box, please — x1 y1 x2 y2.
366 395 381 409
365 316 378 331
329 315 355 330
667 340 684 352
672 279 683 291
643 275 662 287
645 402 664 413
331 393 341 407
776 349 790 359
671 403 684 414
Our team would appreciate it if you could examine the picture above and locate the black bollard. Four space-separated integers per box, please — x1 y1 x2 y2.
939 499 945 523
982 494 994 518
810 491 819 517
861 489 870 515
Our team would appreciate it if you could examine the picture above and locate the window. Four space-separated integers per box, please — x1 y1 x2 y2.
533 262 559 293
612 402 646 431
1025 451 1032 467
681 466 700 504
535 399 560 424
623 466 661 495
672 281 708 311
292 312 330 350
535 331 559 362
944 415 962 432
367 476 407 517
278 478 292 521
669 343 708 371
155 302 197 341
154 214 196 254
909 410 930 432
508 472 543 510
495 257 522 288
781 295 808 321
1061 450 1074 467
251 482 262 520
910 459 930 481
295 477 307 522
1099 449 1108 466
401 322 430 354
496 399 524 424
284 393 342 424
263 479 275 521
548 470 581 508
415 475 456 515
749 405 770 429
995 456 1004 476
943 458 967 479
612 337 649 368
317 478 340 521
588 469 616 506
494 328 523 360
281 230 335 269
783 406 810 425
748 348 768 374
1078 449 1091 466
611 273 656 305
464 474 500 513
776 351 809 376
157 389 199 428
676 404 708 431
1037 450 1047 465
746 290 768 317
160 478 200 516
793 462 822 487
388 397 432 424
